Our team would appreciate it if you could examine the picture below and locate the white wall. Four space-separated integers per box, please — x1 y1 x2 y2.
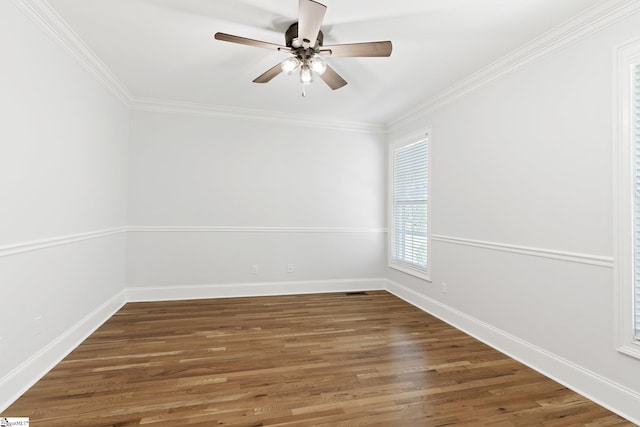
387 9 640 423
0 0 129 408
4 0 640 422
127 111 387 297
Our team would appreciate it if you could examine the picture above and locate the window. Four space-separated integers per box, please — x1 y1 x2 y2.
389 134 430 280
632 63 640 341
614 39 640 359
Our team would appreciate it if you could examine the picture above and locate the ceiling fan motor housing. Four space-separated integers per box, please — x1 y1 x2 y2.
285 22 324 51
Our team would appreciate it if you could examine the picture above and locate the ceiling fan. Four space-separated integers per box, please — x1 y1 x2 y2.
214 0 392 94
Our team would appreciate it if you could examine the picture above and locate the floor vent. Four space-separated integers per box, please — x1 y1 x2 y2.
345 291 368 296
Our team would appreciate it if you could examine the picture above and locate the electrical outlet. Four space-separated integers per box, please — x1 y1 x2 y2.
287 263 294 273
441 282 447 294
251 265 258 275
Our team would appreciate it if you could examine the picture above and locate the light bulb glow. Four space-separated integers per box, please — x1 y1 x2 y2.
300 64 313 84
281 57 300 75
309 56 327 75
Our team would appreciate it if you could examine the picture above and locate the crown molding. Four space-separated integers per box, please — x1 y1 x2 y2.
11 0 132 105
16 0 638 134
12 0 384 133
388 0 640 130
129 97 386 134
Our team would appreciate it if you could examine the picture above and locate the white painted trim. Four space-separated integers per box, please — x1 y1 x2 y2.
10 0 131 105
128 226 387 234
129 98 385 134
9 0 384 132
385 279 640 426
388 0 640 129
0 290 126 413
15 0 639 134
0 226 383 258
126 278 387 302
432 234 613 268
388 132 432 281
3 277 638 423
612 36 640 359
0 227 127 258
0 278 383 411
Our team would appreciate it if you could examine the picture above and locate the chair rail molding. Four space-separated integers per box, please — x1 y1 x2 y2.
127 226 388 234
431 235 613 268
0 227 128 258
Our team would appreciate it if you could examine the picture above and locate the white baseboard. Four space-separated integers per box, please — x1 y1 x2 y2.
126 278 387 302
0 279 383 412
385 279 640 426
0 290 127 413
5 279 638 425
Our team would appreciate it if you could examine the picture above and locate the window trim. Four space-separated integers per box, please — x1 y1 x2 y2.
613 37 640 359
388 130 432 282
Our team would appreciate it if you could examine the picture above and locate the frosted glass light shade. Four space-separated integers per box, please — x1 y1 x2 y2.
281 57 301 75
310 55 327 75
300 64 313 83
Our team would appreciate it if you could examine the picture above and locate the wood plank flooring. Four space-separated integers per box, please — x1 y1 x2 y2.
2 291 634 426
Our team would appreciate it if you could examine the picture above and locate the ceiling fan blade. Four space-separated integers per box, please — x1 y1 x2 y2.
298 0 327 48
253 63 284 84
320 41 392 57
214 32 289 52
319 65 347 90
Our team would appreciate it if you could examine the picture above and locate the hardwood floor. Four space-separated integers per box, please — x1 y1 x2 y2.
2 291 634 426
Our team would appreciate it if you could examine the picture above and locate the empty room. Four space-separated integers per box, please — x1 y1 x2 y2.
2 0 640 425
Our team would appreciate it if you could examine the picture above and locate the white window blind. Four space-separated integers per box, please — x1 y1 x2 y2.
634 63 640 339
391 138 429 275
614 40 640 358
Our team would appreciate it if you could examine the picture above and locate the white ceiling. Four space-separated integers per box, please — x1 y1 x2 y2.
46 0 604 126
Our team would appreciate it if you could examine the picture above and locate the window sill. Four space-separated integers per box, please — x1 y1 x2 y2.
389 263 431 282
617 341 640 360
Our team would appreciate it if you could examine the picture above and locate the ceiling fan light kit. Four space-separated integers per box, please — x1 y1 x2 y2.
281 57 301 75
300 64 313 84
309 55 327 75
214 0 392 96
